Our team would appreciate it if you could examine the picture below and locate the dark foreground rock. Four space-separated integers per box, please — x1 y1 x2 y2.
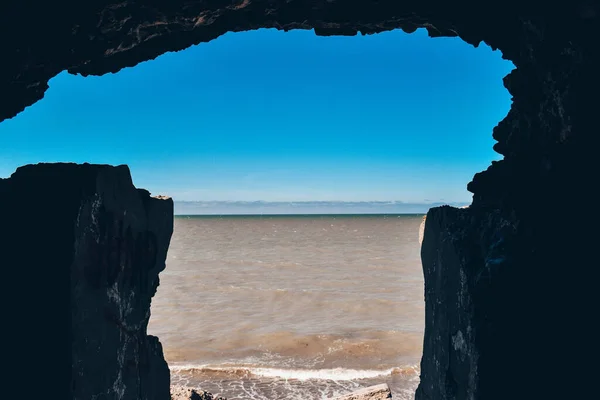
417 198 597 400
171 386 227 400
0 163 173 400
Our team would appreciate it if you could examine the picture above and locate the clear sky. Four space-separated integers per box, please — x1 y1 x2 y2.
0 28 513 205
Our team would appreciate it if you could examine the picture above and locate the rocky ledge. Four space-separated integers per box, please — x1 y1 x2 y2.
171 386 227 400
333 384 393 400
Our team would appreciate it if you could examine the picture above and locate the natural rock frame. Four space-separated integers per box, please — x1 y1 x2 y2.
1 1 598 399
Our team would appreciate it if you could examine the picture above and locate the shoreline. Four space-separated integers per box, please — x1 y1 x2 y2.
171 383 393 400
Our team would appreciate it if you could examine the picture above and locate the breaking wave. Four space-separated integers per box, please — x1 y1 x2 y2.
169 364 419 381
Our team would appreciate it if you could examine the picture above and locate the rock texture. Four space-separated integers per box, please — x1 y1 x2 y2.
418 200 598 400
0 163 173 400
170 386 227 400
334 384 392 400
1 1 599 400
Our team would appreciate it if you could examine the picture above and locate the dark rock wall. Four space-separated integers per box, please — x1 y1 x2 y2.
0 164 173 400
418 199 598 400
417 5 600 397
1 1 599 399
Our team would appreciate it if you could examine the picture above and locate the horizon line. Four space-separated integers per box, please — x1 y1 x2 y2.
173 212 428 217
172 200 469 204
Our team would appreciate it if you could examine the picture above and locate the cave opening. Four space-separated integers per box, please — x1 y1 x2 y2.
0 26 514 400
1 2 597 400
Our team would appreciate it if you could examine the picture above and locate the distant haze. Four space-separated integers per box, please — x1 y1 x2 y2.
174 200 468 215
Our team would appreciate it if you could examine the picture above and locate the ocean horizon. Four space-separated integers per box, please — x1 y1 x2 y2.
174 213 426 217
173 200 467 216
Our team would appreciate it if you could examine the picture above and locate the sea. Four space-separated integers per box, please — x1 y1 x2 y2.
148 214 425 400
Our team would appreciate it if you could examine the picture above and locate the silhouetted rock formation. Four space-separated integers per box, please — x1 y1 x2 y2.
0 163 173 400
1 1 599 400
418 198 598 400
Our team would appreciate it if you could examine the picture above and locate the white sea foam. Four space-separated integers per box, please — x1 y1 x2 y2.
169 364 416 381
248 367 394 380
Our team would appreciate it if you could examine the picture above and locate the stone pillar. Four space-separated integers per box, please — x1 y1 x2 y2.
0 163 173 400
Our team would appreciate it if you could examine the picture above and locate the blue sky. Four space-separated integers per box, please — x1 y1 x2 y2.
0 28 513 205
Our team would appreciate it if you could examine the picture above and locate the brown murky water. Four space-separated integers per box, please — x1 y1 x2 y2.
148 215 424 400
